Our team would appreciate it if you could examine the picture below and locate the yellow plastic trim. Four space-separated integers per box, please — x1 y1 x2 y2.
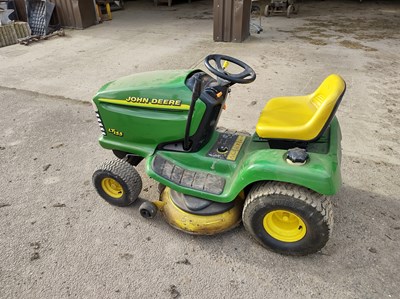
96 2 112 21
106 3 112 20
101 178 123 199
263 210 306 242
159 188 243 235
256 74 345 140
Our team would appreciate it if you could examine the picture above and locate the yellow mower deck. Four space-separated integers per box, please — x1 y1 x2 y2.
156 187 243 235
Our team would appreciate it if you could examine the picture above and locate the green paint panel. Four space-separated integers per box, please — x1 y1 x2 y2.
146 118 342 203
93 70 205 156
95 70 197 105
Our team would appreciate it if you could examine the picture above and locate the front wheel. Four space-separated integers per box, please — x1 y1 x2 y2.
242 182 333 256
139 201 158 219
286 4 294 18
93 159 142 207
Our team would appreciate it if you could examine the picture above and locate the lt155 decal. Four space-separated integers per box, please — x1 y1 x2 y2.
108 128 123 137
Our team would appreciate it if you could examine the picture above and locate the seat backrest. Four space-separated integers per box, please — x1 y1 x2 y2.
308 74 346 141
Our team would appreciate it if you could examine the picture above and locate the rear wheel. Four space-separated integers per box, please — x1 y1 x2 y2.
93 159 142 206
242 182 333 256
264 5 271 16
286 4 294 18
293 4 299 14
251 4 260 14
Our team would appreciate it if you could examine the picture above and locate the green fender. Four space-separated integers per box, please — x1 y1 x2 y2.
146 118 342 203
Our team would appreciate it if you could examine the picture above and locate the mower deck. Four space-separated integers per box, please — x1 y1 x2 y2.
158 187 243 235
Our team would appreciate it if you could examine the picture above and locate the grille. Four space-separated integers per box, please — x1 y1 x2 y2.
95 111 106 136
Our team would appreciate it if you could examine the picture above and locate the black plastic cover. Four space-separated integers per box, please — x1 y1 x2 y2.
152 155 225 195
169 189 234 216
286 147 308 163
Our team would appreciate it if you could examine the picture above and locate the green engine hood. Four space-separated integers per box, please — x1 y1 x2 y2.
92 69 208 157
94 70 198 110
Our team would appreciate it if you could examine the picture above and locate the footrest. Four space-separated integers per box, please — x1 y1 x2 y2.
152 155 225 195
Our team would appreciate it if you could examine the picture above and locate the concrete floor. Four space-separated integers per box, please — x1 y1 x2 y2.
0 0 399 298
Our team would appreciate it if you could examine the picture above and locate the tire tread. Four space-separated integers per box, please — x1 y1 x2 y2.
93 159 142 205
243 181 333 255
244 181 333 235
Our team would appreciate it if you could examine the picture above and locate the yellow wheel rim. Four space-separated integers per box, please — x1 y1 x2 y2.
101 178 124 199
263 210 306 242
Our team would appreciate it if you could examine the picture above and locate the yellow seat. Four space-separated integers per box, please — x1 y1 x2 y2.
256 74 346 141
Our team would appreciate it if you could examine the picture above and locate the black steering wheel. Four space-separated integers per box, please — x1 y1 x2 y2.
204 54 256 84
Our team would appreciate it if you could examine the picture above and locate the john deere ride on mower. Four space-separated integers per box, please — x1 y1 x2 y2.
92 54 346 256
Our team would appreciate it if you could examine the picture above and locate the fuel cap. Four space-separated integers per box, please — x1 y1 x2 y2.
286 147 308 165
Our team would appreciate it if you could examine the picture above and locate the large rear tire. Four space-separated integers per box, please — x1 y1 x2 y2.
243 182 333 256
93 159 142 207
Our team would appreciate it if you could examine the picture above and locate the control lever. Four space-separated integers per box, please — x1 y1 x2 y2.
184 74 202 151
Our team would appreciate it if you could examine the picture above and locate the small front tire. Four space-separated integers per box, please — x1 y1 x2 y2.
93 159 142 207
243 182 333 256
